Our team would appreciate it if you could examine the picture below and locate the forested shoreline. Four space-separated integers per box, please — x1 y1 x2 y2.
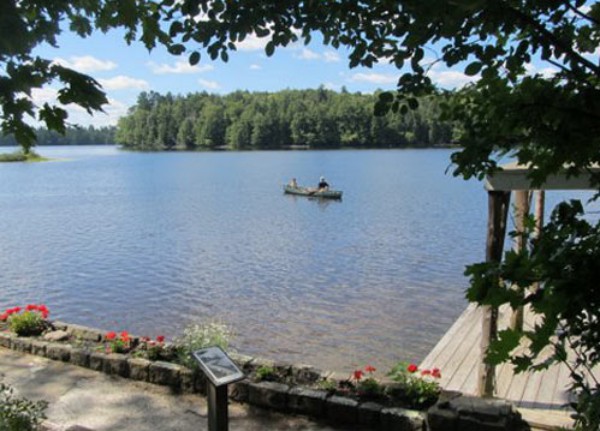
0 89 460 150
116 88 458 151
0 126 116 147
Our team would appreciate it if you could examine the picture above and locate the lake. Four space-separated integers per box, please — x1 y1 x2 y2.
0 146 594 373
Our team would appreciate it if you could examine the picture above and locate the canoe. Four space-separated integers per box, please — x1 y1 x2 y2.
283 184 343 199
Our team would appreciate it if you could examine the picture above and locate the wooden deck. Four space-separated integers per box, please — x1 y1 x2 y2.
419 303 595 430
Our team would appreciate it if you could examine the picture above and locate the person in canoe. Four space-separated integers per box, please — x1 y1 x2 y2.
317 176 329 191
288 177 298 188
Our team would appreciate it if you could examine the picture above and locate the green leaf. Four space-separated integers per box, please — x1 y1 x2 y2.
265 41 275 57
189 51 200 66
464 61 482 76
167 44 185 55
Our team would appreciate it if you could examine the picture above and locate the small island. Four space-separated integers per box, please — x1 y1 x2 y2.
0 150 49 163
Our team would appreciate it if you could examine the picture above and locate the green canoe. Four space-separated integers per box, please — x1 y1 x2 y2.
283 184 343 199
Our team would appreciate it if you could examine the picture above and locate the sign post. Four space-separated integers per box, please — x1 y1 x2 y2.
193 346 245 431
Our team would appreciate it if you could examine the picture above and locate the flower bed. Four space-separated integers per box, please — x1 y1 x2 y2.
0 305 529 431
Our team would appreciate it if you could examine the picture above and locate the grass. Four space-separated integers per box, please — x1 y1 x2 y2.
0 150 49 163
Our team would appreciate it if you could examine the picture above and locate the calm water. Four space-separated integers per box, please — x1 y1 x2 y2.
0 146 594 372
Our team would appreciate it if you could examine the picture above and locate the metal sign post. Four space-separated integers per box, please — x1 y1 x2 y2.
193 346 245 431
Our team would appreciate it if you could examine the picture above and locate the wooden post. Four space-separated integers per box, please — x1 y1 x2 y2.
478 190 511 397
509 190 530 331
532 190 545 293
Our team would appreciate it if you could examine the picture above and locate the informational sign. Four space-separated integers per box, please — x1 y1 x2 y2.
193 346 245 387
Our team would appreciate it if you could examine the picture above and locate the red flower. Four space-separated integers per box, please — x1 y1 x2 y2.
120 331 130 342
38 305 48 313
364 365 376 373
13 307 21 313
0 313 8 321
431 368 442 379
156 335 165 343
352 369 364 381
40 310 49 319
105 331 117 340
421 369 431 376
407 363 418 373
26 304 37 311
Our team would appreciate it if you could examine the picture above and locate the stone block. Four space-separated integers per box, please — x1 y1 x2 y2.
326 395 359 424
46 343 72 362
128 358 150 382
11 337 32 353
381 407 424 431
287 387 327 418
103 353 129 377
30 340 48 356
180 367 195 393
229 379 250 402
248 381 289 410
89 352 108 372
358 401 383 428
229 352 254 373
291 365 323 385
70 348 90 368
149 361 182 387
66 324 102 342
43 330 69 342
430 395 528 431
0 332 14 348
49 321 69 331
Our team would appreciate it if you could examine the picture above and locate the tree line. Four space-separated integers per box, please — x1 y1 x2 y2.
0 126 115 147
115 88 458 151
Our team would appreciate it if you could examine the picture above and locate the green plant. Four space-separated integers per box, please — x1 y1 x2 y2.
255 365 277 381
387 362 441 409
104 331 131 354
174 322 233 369
0 383 47 430
5 305 49 337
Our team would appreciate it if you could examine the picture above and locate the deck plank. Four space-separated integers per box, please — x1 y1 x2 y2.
419 303 592 430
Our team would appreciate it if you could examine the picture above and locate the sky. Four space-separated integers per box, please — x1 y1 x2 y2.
31 23 570 129
31 26 486 128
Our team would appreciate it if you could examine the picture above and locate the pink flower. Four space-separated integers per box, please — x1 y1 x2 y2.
364 365 376 373
421 369 431 376
105 331 117 340
0 313 8 321
431 368 442 379
407 363 418 373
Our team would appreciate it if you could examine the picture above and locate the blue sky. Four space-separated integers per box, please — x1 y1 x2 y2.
31 27 485 128
32 25 566 128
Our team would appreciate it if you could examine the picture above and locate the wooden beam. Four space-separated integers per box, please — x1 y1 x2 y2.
479 190 511 397
510 190 530 331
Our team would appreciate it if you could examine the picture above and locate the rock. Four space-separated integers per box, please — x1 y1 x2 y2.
44 330 69 342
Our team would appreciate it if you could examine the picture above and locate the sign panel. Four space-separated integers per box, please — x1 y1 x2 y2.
193 346 245 387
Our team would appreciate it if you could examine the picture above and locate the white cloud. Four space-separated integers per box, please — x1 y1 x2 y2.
198 79 220 90
250 64 262 70
98 75 149 90
53 56 117 73
323 82 341 91
237 34 269 51
30 87 127 127
525 62 558 79
323 51 341 63
428 69 477 88
148 60 214 74
349 72 398 85
295 48 321 60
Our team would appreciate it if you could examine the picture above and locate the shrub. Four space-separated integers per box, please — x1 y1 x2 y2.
174 322 233 369
6 305 49 337
387 362 441 409
0 383 47 430
255 365 277 381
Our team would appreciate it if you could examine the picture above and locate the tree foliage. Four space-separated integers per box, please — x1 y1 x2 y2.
115 89 455 150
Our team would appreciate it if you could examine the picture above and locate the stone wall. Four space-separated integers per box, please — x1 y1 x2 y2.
0 321 530 431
